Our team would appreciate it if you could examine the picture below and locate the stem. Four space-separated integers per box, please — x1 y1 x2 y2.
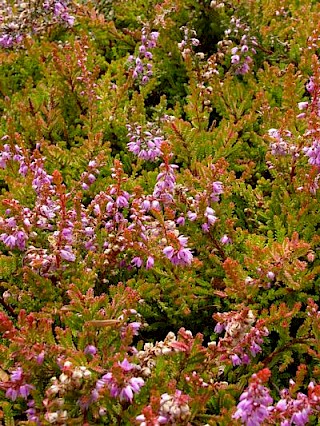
208 232 227 262
261 337 316 366
0 297 17 318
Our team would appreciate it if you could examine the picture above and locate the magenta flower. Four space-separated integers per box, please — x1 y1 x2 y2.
231 354 242 366
60 246 76 262
118 358 135 372
128 322 142 336
303 140 320 167
233 372 273 425
36 351 45 365
11 368 23 382
273 388 312 426
84 345 98 356
163 235 193 266
187 211 197 221
5 388 18 401
119 377 145 402
231 54 240 64
163 246 175 259
1 233 17 249
132 257 143 268
127 123 163 161
220 234 232 245
98 361 145 403
5 368 34 401
204 206 217 227
211 181 224 201
128 28 159 85
153 163 178 204
116 194 129 208
146 256 154 269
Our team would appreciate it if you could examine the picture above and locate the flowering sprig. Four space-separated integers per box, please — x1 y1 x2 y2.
234 370 320 426
136 390 191 425
163 233 193 267
128 28 159 85
268 129 298 158
175 166 224 234
0 367 34 401
0 0 75 49
178 26 200 60
233 368 273 425
127 122 164 161
218 16 258 75
153 161 178 205
212 309 269 366
95 358 145 404
0 139 198 280
269 60 320 191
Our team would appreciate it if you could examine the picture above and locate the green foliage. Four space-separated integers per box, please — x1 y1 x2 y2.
0 0 320 424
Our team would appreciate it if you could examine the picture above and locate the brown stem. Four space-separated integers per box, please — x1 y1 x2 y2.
208 233 227 262
261 337 316 366
0 297 17 318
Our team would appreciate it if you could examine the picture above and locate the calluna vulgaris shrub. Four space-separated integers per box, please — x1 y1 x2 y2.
0 0 320 424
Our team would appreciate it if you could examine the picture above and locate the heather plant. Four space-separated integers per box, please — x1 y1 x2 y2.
0 0 76 48
0 0 320 425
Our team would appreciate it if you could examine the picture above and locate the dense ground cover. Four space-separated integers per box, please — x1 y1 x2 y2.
0 0 320 424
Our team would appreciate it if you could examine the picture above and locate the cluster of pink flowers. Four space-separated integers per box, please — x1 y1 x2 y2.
0 139 195 276
163 234 193 266
234 370 320 426
0 0 75 48
177 26 200 59
272 387 312 426
153 162 178 204
95 358 145 403
233 369 273 425
136 389 191 425
80 159 101 190
269 73 320 189
175 174 224 234
128 28 159 85
2 367 34 401
220 17 258 75
303 139 320 168
127 122 164 161
213 309 269 366
43 0 75 26
268 129 298 157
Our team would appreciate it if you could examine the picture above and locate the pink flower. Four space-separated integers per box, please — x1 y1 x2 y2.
11 368 23 383
204 207 217 228
119 377 145 402
98 362 145 404
60 246 76 262
128 322 141 335
163 246 175 259
220 235 232 245
146 256 154 269
84 345 98 356
132 256 143 267
233 371 273 425
187 211 197 221
303 140 320 167
118 358 135 372
116 194 129 208
231 54 240 64
1 234 16 249
163 235 193 266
